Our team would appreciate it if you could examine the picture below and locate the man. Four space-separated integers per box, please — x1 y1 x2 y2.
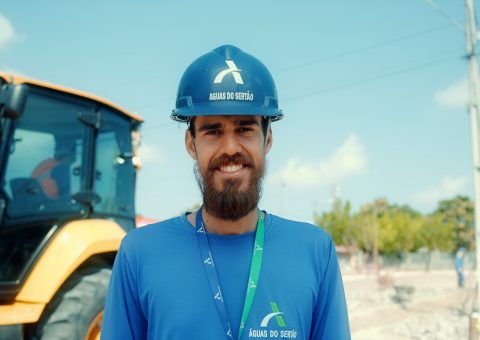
31 138 76 199
455 247 465 288
102 45 350 340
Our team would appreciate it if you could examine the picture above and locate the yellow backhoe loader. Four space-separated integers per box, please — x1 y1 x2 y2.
0 72 143 339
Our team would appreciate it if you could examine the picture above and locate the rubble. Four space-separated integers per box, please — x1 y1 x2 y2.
344 270 474 339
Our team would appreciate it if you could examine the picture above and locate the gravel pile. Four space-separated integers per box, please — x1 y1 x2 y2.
345 270 475 339
388 307 468 339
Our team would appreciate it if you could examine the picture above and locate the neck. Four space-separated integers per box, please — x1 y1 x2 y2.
189 207 259 235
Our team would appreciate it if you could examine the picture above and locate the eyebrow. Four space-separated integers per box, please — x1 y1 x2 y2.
198 123 222 132
197 119 259 132
235 119 259 127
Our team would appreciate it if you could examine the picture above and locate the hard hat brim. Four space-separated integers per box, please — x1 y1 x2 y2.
171 104 283 122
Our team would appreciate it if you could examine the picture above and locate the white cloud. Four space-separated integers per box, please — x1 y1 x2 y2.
0 14 18 49
411 176 469 205
138 144 165 164
434 78 468 109
269 134 366 188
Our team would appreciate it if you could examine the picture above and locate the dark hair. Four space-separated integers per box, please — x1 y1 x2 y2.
188 116 270 139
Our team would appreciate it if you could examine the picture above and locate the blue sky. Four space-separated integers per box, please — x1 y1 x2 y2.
0 1 474 223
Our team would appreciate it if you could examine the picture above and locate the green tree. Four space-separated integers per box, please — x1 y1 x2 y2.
417 213 455 252
433 195 474 250
313 196 471 258
314 199 356 248
377 209 423 254
353 199 423 256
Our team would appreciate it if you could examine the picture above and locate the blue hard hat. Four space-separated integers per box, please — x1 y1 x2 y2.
171 45 283 122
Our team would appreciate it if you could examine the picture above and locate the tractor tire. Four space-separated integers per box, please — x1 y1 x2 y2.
31 267 111 340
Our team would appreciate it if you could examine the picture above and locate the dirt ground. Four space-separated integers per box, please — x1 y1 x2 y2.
344 270 475 339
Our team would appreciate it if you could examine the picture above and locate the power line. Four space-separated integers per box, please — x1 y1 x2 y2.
275 24 454 74
142 50 462 126
132 25 456 113
284 48 459 99
422 0 465 31
283 51 461 102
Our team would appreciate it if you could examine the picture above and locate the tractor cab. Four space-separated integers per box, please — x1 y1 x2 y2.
0 73 143 339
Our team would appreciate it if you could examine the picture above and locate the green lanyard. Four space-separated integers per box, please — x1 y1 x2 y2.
195 208 265 340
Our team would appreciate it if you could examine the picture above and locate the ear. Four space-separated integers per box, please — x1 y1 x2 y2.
185 129 197 160
264 127 273 155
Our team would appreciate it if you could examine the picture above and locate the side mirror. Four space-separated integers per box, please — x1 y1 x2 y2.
0 84 29 119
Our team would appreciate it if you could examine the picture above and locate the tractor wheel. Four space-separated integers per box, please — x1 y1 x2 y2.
31 267 111 340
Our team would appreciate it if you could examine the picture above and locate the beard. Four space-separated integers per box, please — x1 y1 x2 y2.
194 152 265 221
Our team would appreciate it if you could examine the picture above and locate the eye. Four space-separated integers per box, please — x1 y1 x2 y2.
237 127 253 133
205 130 221 136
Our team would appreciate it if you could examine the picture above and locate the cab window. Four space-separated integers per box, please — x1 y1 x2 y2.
3 91 87 218
94 108 135 219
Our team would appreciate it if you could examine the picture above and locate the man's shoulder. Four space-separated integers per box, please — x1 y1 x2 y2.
268 213 333 245
120 215 190 253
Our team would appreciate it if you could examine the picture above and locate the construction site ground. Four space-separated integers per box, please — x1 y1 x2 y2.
344 269 475 339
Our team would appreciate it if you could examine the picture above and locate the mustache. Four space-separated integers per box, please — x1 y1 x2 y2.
208 153 254 170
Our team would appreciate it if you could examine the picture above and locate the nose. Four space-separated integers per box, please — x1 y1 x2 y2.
221 131 242 155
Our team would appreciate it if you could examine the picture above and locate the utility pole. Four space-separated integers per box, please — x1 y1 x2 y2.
372 202 379 271
466 0 480 313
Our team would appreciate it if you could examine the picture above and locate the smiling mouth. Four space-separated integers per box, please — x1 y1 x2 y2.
209 153 253 175
218 164 245 173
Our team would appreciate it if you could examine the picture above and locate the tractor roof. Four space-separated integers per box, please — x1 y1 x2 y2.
0 72 144 123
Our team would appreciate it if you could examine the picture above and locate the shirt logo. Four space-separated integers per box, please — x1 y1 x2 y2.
260 302 286 328
213 60 244 85
247 302 297 338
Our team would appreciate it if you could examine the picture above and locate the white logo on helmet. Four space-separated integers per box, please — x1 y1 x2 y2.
214 60 244 85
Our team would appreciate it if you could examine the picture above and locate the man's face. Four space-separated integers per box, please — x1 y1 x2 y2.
185 115 272 221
